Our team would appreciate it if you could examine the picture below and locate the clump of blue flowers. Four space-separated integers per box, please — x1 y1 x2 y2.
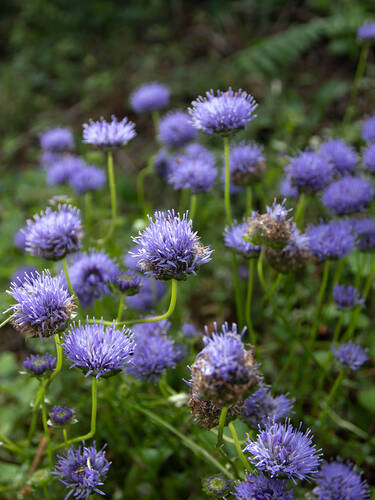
331 341 369 371
322 177 374 215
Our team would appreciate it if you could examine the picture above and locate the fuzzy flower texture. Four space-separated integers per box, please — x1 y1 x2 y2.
63 321 134 378
83 115 136 148
167 154 217 194
333 284 363 310
40 127 74 152
358 22 375 41
54 443 111 500
131 210 212 280
158 111 197 148
243 385 295 428
189 88 257 135
234 473 294 500
286 151 333 193
7 271 76 339
229 141 265 185
130 82 170 113
331 341 368 371
224 221 261 258
319 139 358 176
51 405 74 426
306 221 355 261
322 177 374 216
23 353 56 376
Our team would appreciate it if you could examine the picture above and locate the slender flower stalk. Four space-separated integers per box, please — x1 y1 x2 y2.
189 193 197 220
136 159 154 218
294 193 306 229
245 259 256 347
63 257 82 315
224 136 231 224
228 422 253 472
84 192 92 234
216 407 228 448
320 369 345 425
309 260 330 347
0 316 11 329
116 295 125 323
245 186 252 216
99 151 117 244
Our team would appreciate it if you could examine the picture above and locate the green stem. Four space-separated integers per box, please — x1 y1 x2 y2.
41 385 53 468
343 41 370 126
131 403 233 479
63 258 83 316
53 377 98 451
0 431 28 456
99 150 117 244
245 259 256 348
152 111 160 135
216 407 228 448
84 192 92 235
189 193 197 220
309 260 330 348
223 136 231 224
28 383 45 445
46 334 63 388
0 316 11 329
320 369 345 426
232 252 244 326
228 422 253 472
136 162 154 218
273 322 301 391
63 428 68 448
116 295 125 323
245 186 252 216
43 485 51 500
294 193 307 230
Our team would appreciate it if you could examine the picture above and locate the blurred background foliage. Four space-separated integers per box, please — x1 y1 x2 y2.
1 0 375 498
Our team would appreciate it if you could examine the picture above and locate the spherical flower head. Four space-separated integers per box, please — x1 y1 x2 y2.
188 88 257 135
7 271 76 339
319 139 359 176
242 385 295 428
51 405 74 426
154 149 174 179
68 250 119 308
246 199 294 250
350 216 375 251
63 320 134 378
362 114 375 143
127 276 166 311
167 156 217 193
188 391 243 429
24 204 82 260
224 221 261 258
10 266 38 285
23 353 56 377
229 141 266 185
69 165 106 195
82 115 136 148
126 320 180 382
14 228 26 251
114 271 141 296
53 443 111 500
131 210 213 280
130 82 169 113
279 176 299 200
40 127 74 152
363 143 375 173
158 111 197 148
182 323 200 338
266 228 310 274
306 220 355 260
313 458 370 499
331 341 369 370
202 474 232 498
234 472 294 500
358 22 375 41
46 156 86 186
184 142 216 165
322 177 374 215
244 420 322 482
190 322 260 406
286 152 334 193
40 150 63 169
333 284 363 310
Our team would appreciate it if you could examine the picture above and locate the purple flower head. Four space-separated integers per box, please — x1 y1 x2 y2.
188 88 257 135
69 165 106 195
243 385 295 428
127 276 166 311
286 152 334 193
306 220 355 260
333 284 363 310
224 221 261 258
350 216 375 251
358 22 375 41
362 114 375 143
182 323 200 338
154 149 174 179
247 199 294 250
331 341 369 370
40 150 64 169
7 271 76 339
167 156 217 193
14 228 26 251
313 458 370 499
82 115 136 148
202 474 232 497
190 322 260 406
126 320 180 382
184 142 216 165
363 143 375 173
322 177 374 215
53 443 111 500
23 353 56 376
229 141 266 185
131 210 212 280
40 127 74 152
68 250 119 308
244 420 322 482
114 271 141 295
47 156 86 186
234 472 294 500
51 405 74 426
24 204 82 260
319 139 359 176
279 176 299 200
63 320 134 378
130 82 170 113
10 266 38 285
266 228 310 274
158 111 197 148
